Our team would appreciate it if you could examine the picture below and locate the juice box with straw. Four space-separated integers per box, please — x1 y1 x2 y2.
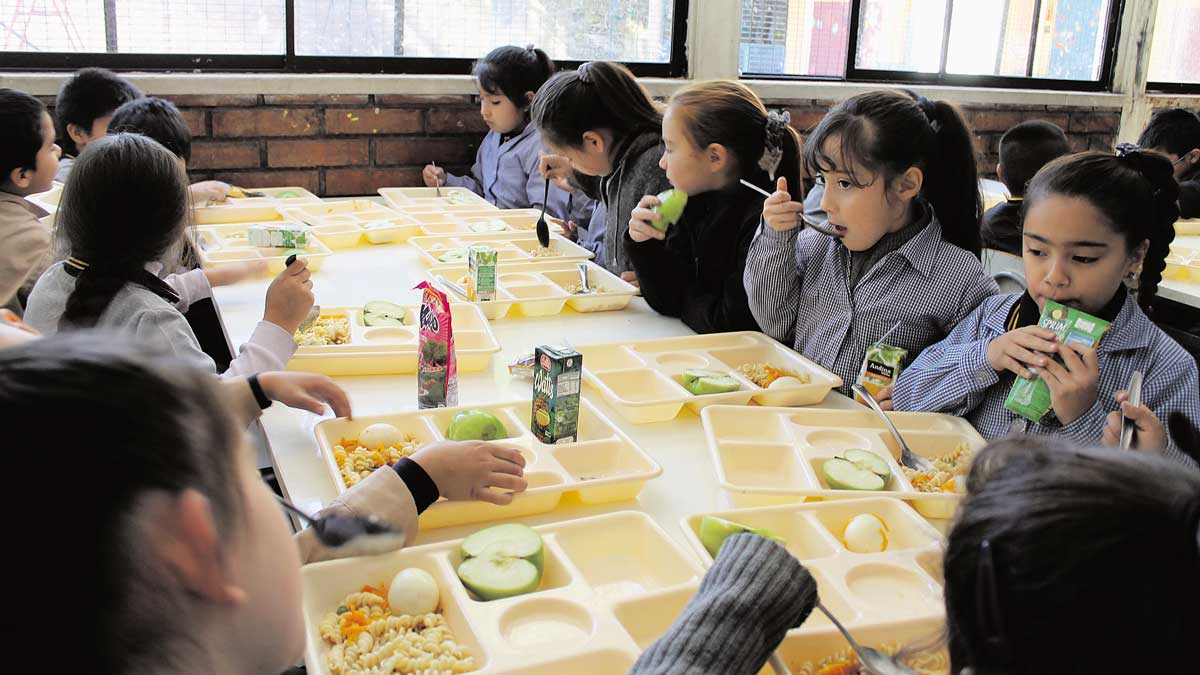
1004 300 1111 424
416 282 457 409
856 343 908 402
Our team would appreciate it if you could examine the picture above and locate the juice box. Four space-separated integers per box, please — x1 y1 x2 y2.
1005 300 1111 424
247 223 310 248
855 342 908 402
416 282 457 409
531 345 582 444
467 245 497 302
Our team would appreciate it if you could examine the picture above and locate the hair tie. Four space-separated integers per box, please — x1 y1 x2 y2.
525 44 536 53
759 110 791 178
64 257 90 271
1116 142 1141 157
916 96 941 132
576 63 592 84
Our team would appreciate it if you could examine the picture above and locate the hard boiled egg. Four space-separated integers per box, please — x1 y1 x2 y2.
359 423 403 449
843 513 889 553
768 376 805 389
388 568 440 616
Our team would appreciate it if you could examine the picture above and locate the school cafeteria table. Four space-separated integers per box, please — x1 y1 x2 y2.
211 236 868 550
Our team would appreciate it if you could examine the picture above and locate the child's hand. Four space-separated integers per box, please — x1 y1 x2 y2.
410 441 527 505
191 180 231 203
257 371 352 417
539 154 573 189
0 309 39 348
762 177 806 233
562 219 579 241
628 194 667 242
422 164 446 188
1102 390 1167 450
872 385 894 411
1040 342 1100 425
263 258 315 334
986 326 1059 379
204 260 268 286
620 271 640 288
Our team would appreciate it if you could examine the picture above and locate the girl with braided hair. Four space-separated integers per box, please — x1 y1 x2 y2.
895 148 1200 464
623 80 796 333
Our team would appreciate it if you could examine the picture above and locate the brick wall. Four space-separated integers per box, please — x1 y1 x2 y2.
42 92 1121 196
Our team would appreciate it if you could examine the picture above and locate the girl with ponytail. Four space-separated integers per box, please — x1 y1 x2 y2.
895 148 1200 462
23 133 315 377
624 80 794 333
744 90 998 396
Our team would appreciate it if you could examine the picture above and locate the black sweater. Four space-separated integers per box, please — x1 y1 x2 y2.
625 175 764 334
1181 174 1199 220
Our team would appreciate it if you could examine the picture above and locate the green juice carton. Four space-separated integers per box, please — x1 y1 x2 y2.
531 345 582 444
855 343 908 403
1004 301 1111 424
468 245 497 302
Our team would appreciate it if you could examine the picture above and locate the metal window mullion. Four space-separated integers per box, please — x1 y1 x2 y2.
1026 0 1044 77
845 0 863 79
104 0 118 53
285 0 295 69
937 0 954 80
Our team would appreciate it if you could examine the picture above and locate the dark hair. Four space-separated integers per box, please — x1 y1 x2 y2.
57 133 190 328
531 61 663 151
1026 150 1178 313
803 90 983 256
1137 107 1200 159
109 97 193 162
945 437 1200 675
997 120 1070 197
54 67 142 156
473 45 555 112
0 88 49 181
0 334 243 672
668 80 803 193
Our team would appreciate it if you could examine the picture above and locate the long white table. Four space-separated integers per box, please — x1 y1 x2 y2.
212 239 864 549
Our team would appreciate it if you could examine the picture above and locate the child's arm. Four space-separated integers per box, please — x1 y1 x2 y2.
437 140 488 196
630 534 817 675
893 307 1002 415
163 268 212 312
1102 389 1168 451
0 215 51 309
220 259 312 378
743 177 807 344
1116 351 1200 467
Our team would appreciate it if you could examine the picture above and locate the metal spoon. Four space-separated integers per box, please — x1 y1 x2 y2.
852 384 934 473
432 161 442 198
739 179 842 238
536 178 551 248
575 262 596 294
1119 370 1144 450
434 275 470 300
817 600 918 675
275 495 406 557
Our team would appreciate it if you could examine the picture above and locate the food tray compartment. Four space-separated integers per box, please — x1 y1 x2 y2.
409 231 596 267
577 332 843 424
287 302 499 376
313 399 662 529
704 405 985 517
426 260 636 320
192 186 320 224
278 198 422 246
190 223 333 276
379 186 497 211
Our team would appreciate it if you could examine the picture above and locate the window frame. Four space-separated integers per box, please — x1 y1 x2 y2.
739 0 1126 92
0 0 690 77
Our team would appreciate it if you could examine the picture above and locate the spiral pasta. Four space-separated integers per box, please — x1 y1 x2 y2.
334 434 423 488
791 642 949 675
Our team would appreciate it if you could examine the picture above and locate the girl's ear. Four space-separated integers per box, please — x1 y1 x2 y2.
522 91 536 108
705 143 730 174
1130 238 1150 275
154 489 248 608
894 166 924 201
582 130 606 157
67 122 91 147
7 166 31 189
1185 148 1200 167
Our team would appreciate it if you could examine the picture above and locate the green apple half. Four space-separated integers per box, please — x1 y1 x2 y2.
680 369 742 396
651 189 688 231
446 409 509 441
699 515 787 558
457 524 545 601
822 449 892 491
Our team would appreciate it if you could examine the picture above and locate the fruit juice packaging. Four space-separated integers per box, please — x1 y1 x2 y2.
855 343 908 403
416 282 457 409
531 345 582 444
247 223 310 248
467 245 497 302
1005 300 1111 424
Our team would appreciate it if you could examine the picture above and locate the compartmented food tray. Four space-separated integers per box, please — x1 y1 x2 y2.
576 332 843 424
27 182 63 215
418 209 565 237
1176 218 1200 236
426 260 638 319
302 511 701 675
379 186 497 212
278 198 422 247
681 498 949 673
703 405 986 518
190 223 333 276
288 302 500 376
314 399 662 529
1165 235 1200 282
192 186 320 224
410 231 596 266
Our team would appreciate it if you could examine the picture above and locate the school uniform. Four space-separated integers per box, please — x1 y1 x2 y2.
744 203 998 396
443 124 594 224
893 290 1200 466
1180 169 1200 219
981 197 1024 257
24 261 296 377
625 173 764 334
54 156 75 184
0 191 53 315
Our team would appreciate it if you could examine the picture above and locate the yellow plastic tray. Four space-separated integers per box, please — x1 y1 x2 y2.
190 223 333 277
1176 218 1200 236
681 498 947 674
277 198 422 247
301 511 703 675
576 332 843 424
410 231 596 267
1166 236 1200 282
379 186 497 212
426 260 638 319
27 182 63 215
314 398 662 529
418 208 566 236
192 186 320 224
702 405 986 518
288 303 500 376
